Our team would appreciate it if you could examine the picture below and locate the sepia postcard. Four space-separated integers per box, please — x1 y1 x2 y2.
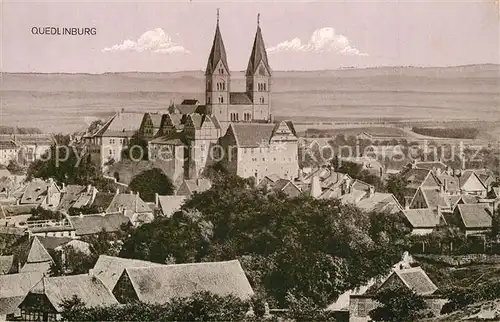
0 1 500 321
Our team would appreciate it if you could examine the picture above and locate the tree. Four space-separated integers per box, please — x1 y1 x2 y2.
6 159 25 175
369 288 430 322
129 168 175 202
122 132 149 161
385 174 409 207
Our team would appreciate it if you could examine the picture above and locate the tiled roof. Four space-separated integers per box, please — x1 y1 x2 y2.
351 180 373 193
183 179 212 195
92 255 164 290
421 189 449 208
91 192 116 211
149 113 163 128
176 104 199 116
403 168 434 190
205 24 230 75
29 274 119 312
12 236 54 272
70 213 131 236
393 267 437 295
0 168 12 178
246 26 271 76
340 190 367 205
357 193 402 213
318 187 342 200
0 204 36 218
230 123 277 148
438 174 461 192
106 193 151 214
158 195 187 217
57 185 86 212
13 134 54 146
404 209 441 228
413 161 448 172
457 204 492 229
36 236 73 251
123 260 254 304
229 92 253 105
20 180 54 204
0 272 43 312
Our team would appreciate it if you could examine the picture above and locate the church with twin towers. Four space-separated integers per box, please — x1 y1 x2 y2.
147 10 299 182
205 10 273 132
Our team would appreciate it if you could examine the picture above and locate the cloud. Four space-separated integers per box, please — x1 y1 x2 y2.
102 28 189 54
267 27 368 56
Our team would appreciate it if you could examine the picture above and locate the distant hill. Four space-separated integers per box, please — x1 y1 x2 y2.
1 64 499 133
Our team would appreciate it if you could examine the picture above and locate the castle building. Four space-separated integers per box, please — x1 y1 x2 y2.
149 12 299 182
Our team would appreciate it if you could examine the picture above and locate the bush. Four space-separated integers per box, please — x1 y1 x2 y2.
412 127 479 139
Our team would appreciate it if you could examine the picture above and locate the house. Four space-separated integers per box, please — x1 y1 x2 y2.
19 179 61 209
349 266 445 322
438 170 487 197
69 212 131 237
0 272 43 321
0 140 18 166
176 178 212 196
86 110 145 168
168 99 205 116
112 260 254 305
341 156 384 178
156 195 187 217
410 186 451 213
14 134 54 164
452 204 493 237
105 192 153 225
448 194 479 211
219 121 299 183
139 112 163 141
56 184 87 214
91 255 164 290
408 160 448 175
19 273 119 321
403 208 446 235
402 168 441 193
355 192 404 214
258 176 302 198
9 236 73 274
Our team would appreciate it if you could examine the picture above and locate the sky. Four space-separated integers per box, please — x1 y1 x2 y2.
1 0 499 73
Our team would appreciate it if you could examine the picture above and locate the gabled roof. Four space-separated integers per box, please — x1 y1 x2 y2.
69 213 131 236
351 180 373 193
92 255 164 290
179 179 212 196
96 111 144 138
419 188 450 209
181 99 199 105
122 260 254 304
246 25 271 76
36 236 73 251
12 236 54 272
388 267 438 295
29 274 119 312
456 204 492 229
403 168 439 190
0 140 17 149
106 193 151 214
0 271 44 297
148 113 163 129
412 161 448 172
20 180 59 205
0 204 36 218
205 23 230 75
404 209 441 228
158 195 187 217
340 190 367 205
229 92 253 105
92 192 116 210
357 193 403 213
269 179 301 197
230 123 277 148
57 185 86 212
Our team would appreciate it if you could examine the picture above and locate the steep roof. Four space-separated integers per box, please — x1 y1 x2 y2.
106 193 151 214
158 195 187 217
29 274 119 312
180 99 199 105
12 236 54 272
20 180 56 205
392 267 438 295
205 23 230 75
57 185 86 212
413 161 448 172
230 123 277 148
403 168 437 190
0 271 43 302
420 188 450 209
357 193 403 213
148 113 163 129
246 25 271 76
92 192 116 210
351 180 373 193
70 213 131 236
122 260 254 304
97 111 144 138
180 179 212 195
404 209 441 228
92 255 164 290
36 236 73 251
457 204 492 229
229 92 253 105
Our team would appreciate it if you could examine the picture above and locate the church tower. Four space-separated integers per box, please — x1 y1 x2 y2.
205 9 230 127
246 14 272 122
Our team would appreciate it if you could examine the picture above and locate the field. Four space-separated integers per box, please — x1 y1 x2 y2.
0 64 499 134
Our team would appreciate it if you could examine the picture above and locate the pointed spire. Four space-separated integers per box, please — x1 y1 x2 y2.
246 14 271 76
205 9 230 76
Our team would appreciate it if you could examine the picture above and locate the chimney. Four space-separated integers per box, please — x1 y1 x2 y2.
310 175 322 198
88 268 94 277
61 183 66 191
79 212 84 218
87 184 92 193
404 196 412 209
461 155 466 171
298 169 303 182
116 188 120 195
155 193 159 207
411 159 417 169
368 185 375 198
130 190 133 195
